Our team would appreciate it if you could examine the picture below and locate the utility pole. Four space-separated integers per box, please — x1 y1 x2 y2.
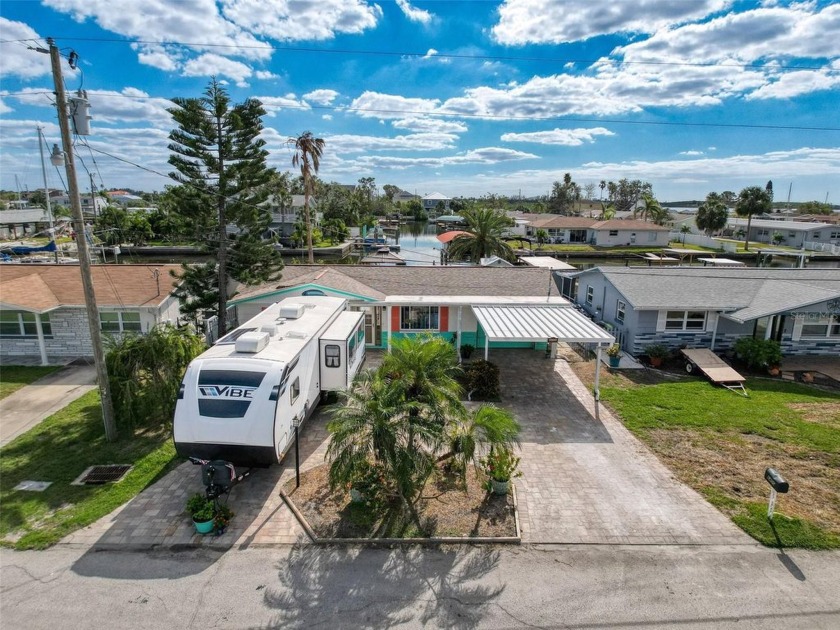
45 37 117 441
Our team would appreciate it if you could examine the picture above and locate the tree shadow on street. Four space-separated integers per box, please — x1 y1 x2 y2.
263 543 504 629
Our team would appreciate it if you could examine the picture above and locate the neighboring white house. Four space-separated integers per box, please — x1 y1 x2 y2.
106 191 145 206
726 218 840 248
53 194 109 217
0 264 184 365
0 208 57 239
526 216 670 247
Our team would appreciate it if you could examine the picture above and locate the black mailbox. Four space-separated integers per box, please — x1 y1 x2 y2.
764 467 789 493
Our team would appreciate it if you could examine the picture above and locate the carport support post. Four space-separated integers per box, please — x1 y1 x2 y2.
594 344 602 401
456 306 462 362
294 420 300 489
484 335 489 361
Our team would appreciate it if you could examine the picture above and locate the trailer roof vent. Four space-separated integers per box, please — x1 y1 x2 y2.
260 324 278 337
235 331 270 353
285 330 307 339
279 303 306 319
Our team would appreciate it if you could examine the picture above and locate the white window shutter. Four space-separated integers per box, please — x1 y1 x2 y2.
706 312 718 332
656 310 666 332
792 316 803 341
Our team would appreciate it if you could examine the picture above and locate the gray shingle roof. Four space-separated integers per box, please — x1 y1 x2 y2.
234 265 558 302
576 267 840 312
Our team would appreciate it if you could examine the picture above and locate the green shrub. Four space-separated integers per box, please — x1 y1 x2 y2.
464 360 500 400
734 337 782 370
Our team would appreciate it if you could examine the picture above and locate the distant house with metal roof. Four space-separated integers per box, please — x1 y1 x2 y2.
726 218 839 248
0 208 57 239
0 264 183 365
570 266 840 357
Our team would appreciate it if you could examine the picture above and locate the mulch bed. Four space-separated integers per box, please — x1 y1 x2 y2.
284 463 516 539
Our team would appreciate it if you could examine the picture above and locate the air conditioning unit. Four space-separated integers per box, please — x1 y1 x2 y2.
235 331 270 353
279 303 306 319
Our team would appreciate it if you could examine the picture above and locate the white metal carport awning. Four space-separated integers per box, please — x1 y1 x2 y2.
472 305 614 344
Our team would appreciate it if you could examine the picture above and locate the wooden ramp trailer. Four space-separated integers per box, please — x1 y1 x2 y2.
681 348 748 396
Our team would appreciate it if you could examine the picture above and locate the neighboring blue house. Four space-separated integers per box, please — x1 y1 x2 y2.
570 267 840 357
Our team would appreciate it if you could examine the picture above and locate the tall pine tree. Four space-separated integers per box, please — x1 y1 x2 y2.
168 78 282 336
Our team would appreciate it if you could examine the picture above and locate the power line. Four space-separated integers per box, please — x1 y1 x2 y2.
6 90 840 132
5 35 832 72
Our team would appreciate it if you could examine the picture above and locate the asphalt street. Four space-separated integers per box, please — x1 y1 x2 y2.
2 544 839 629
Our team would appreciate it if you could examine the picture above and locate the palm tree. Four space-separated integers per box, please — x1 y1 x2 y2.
445 404 520 485
680 224 691 244
328 336 464 518
446 206 515 263
640 193 661 222
290 131 325 263
535 228 549 249
735 186 772 251
599 180 606 201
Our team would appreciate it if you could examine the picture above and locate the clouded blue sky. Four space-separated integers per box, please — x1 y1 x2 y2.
1 0 838 202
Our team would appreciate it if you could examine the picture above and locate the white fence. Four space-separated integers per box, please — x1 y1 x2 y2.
803 241 840 255
669 232 736 253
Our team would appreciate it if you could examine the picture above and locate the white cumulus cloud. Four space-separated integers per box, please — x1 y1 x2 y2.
182 53 253 87
303 89 340 105
492 0 732 45
0 18 56 80
501 127 614 146
396 0 434 25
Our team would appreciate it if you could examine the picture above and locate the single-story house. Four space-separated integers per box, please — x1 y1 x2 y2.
0 264 184 365
229 265 614 395
726 218 839 248
52 194 109 217
525 216 671 247
0 208 63 240
570 266 840 357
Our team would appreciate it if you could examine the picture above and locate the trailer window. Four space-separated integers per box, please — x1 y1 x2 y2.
290 377 300 404
325 344 340 368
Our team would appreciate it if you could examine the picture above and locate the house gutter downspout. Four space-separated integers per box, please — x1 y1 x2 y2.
387 305 392 351
457 306 462 363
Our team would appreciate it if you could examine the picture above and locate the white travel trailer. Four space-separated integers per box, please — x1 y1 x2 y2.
174 296 365 467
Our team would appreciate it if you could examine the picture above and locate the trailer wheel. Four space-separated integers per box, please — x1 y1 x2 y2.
685 362 695 374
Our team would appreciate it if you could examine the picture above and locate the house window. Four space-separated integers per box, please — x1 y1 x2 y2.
814 232 821 239
801 315 840 339
616 300 626 324
400 306 439 331
290 377 300 404
585 286 594 306
609 230 618 236
324 344 340 368
0 311 52 337
831 232 840 239
100 311 142 333
665 310 707 331
789 232 796 238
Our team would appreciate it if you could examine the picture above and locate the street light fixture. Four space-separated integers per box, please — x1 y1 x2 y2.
49 144 65 167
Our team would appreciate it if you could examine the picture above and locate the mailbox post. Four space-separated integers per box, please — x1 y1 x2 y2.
764 467 789 520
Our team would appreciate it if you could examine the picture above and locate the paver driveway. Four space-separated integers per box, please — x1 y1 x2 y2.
498 350 751 545
62 350 751 548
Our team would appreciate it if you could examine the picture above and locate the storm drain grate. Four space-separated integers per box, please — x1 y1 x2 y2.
72 464 132 486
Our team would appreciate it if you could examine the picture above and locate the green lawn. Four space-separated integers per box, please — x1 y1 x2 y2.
0 390 178 549
0 365 62 400
601 377 840 549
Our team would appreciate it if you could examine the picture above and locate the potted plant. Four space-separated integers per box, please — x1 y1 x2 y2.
460 343 475 360
481 447 522 496
645 343 669 368
606 343 622 368
186 493 216 535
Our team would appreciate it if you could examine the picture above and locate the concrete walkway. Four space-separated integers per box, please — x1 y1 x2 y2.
0 363 97 447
